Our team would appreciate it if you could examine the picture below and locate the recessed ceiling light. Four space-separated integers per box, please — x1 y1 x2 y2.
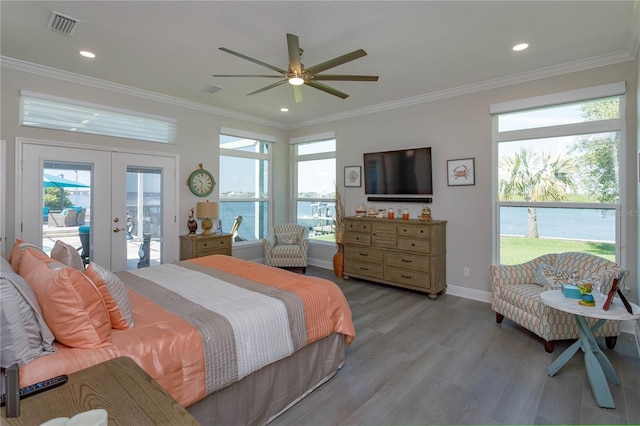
512 43 529 52
280 108 289 112
79 50 95 58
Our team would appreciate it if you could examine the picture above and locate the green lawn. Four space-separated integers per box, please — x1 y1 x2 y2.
500 236 615 265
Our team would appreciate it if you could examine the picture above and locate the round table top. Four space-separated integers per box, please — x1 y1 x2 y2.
540 290 640 321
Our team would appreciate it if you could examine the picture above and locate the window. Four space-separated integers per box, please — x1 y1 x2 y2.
20 91 176 144
219 128 273 243
491 83 625 265
291 132 336 243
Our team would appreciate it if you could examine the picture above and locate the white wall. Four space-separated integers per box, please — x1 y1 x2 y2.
0 67 289 260
290 60 638 302
1 60 637 303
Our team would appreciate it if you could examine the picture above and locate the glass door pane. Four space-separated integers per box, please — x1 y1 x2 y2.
125 166 163 270
42 161 93 266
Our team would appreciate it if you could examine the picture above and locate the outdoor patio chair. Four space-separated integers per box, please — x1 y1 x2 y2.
48 208 78 227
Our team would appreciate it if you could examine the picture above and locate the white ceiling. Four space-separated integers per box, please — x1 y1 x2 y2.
1 1 638 128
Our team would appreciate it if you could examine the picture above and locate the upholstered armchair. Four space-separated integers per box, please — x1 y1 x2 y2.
263 224 309 273
490 252 625 353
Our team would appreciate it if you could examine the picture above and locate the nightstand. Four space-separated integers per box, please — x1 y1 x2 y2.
180 233 232 260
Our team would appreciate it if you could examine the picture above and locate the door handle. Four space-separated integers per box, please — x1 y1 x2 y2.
113 227 122 233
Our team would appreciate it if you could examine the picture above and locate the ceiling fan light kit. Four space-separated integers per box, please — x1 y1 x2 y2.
214 33 378 102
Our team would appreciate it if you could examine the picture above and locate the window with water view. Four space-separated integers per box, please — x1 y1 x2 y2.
293 137 336 242
494 92 623 265
219 133 271 242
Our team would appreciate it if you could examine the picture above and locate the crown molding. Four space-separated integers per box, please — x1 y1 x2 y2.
0 56 287 129
289 49 635 129
2 49 635 131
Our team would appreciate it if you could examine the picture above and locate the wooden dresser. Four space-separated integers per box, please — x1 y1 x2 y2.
180 233 232 260
343 217 447 299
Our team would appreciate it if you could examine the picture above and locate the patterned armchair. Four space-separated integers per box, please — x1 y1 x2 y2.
490 252 625 353
263 224 309 273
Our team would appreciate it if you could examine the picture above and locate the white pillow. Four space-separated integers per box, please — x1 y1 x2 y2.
51 240 84 271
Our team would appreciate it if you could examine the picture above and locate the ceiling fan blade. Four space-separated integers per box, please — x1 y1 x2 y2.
293 85 303 103
287 33 302 73
213 74 283 78
306 81 349 99
247 80 287 96
304 49 367 75
312 74 379 81
219 47 288 75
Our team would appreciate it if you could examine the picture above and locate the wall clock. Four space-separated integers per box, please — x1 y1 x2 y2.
187 163 215 197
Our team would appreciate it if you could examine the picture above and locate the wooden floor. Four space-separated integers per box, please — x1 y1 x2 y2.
271 266 640 425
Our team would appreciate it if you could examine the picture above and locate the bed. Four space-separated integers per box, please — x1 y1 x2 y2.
1 242 355 425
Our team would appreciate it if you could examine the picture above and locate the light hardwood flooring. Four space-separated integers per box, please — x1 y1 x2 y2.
271 266 640 425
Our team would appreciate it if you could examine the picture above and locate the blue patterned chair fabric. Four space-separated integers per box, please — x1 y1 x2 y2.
263 223 309 273
490 252 625 353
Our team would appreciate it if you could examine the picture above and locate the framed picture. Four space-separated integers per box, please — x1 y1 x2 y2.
602 272 623 311
344 166 362 187
447 158 475 186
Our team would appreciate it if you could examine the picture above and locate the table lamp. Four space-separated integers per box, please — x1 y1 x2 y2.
197 201 218 235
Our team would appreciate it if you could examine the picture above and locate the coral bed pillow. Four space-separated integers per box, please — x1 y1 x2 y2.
85 262 135 330
18 250 112 349
9 239 49 271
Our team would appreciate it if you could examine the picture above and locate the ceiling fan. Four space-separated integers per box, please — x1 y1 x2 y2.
213 33 378 103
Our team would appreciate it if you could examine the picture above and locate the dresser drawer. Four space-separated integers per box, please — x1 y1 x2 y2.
385 266 430 289
345 220 371 233
397 224 431 239
345 232 371 246
385 251 430 272
345 246 384 264
397 238 431 253
197 238 230 251
196 247 231 257
345 260 383 279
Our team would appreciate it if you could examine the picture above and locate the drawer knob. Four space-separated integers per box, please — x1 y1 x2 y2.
402 259 412 263
360 253 369 257
401 274 412 279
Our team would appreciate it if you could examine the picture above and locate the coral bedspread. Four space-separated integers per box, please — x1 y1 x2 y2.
19 256 355 407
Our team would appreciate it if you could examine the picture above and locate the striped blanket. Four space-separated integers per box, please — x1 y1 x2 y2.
123 255 355 396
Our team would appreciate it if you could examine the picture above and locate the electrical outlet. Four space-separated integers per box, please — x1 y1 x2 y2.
463 267 470 277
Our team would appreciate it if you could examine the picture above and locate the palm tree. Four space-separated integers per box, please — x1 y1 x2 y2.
499 148 577 238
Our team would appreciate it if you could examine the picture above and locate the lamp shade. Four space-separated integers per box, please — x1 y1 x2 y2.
196 201 218 219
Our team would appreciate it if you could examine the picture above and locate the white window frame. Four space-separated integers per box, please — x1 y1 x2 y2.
219 127 274 245
490 82 626 265
291 132 336 246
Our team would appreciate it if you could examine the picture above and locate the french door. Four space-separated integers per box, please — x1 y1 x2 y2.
18 140 178 271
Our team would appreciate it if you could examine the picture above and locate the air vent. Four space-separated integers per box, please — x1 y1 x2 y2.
204 85 222 94
47 11 79 36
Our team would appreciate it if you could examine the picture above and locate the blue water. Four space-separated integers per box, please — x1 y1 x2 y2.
220 201 332 241
500 206 615 242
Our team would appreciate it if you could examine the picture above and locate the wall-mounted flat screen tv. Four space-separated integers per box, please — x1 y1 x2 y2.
364 147 433 195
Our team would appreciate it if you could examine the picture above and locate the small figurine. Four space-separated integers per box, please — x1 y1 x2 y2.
420 205 432 221
187 208 198 234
